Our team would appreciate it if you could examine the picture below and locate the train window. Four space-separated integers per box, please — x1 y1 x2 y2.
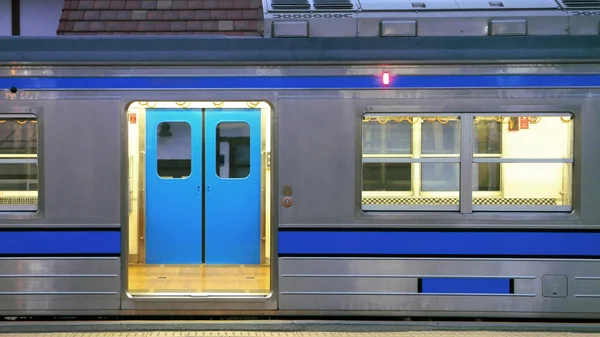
421 119 460 192
472 115 573 212
0 116 38 212
157 122 191 178
216 122 250 179
361 113 573 213
473 120 502 193
361 115 460 211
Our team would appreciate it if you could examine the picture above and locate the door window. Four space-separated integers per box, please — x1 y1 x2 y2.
156 122 192 178
216 122 250 179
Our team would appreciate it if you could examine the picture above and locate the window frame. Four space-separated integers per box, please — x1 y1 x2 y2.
0 111 40 214
216 121 252 180
470 113 574 213
156 121 193 180
358 109 576 217
361 112 462 212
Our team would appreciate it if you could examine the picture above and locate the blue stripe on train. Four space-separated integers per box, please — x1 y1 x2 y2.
278 231 600 256
1 74 600 90
0 231 120 255
421 278 511 294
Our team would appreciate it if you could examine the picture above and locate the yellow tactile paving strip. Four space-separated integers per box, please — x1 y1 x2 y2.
2 332 600 337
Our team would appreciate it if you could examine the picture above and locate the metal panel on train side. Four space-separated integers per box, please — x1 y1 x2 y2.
277 97 357 225
276 93 599 228
0 99 121 228
278 257 600 315
0 258 120 311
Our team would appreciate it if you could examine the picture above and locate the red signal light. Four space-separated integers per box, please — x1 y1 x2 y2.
382 72 391 86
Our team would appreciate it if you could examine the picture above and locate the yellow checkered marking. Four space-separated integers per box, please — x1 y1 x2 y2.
362 197 557 206
363 197 459 205
0 197 37 205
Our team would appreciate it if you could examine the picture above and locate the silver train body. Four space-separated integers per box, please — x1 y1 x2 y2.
1 1 600 318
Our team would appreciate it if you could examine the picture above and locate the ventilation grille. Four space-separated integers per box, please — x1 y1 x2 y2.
271 0 311 9
560 0 600 8
313 0 354 9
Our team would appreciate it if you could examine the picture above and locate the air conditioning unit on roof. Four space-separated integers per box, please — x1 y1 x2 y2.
262 0 599 37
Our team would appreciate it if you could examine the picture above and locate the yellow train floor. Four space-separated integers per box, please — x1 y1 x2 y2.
127 263 270 294
3 332 600 337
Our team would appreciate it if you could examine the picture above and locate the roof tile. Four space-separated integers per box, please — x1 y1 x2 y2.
78 1 94 9
163 11 179 20
154 21 170 31
57 0 263 35
125 1 142 9
106 21 124 31
73 21 91 31
99 10 117 20
179 10 195 20
188 0 203 9
157 0 172 9
226 10 243 20
116 10 132 20
242 9 259 20
131 10 147 20
204 0 218 9
138 21 155 31
210 10 227 20
83 10 100 20
170 21 186 31
147 10 164 20
141 1 157 9
110 1 126 9
121 21 139 31
93 0 110 10
194 10 210 20
89 21 106 31
68 10 85 20
172 0 187 9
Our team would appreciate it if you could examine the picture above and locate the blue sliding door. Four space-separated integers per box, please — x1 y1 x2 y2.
204 108 262 264
145 109 203 264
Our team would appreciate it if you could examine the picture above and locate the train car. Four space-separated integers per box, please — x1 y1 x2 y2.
1 0 600 320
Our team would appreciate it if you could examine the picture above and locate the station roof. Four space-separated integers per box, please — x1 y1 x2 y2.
57 0 263 36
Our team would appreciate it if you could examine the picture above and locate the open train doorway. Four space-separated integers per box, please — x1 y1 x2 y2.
126 101 272 297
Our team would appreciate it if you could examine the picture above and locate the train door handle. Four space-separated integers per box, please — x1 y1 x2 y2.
206 185 210 194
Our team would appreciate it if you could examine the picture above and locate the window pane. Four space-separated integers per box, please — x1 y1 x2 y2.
157 122 191 178
421 163 459 191
362 116 411 155
473 163 500 191
421 118 460 155
0 118 37 155
474 119 501 154
0 163 38 211
473 115 573 159
217 122 250 179
362 163 411 191
473 163 572 211
0 163 38 191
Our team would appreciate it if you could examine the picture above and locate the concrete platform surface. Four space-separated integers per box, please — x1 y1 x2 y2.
2 321 600 335
1 331 600 337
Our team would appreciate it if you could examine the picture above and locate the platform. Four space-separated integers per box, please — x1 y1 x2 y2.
2 321 600 336
1 330 600 337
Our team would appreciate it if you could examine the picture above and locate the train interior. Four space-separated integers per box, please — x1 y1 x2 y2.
126 101 272 297
360 114 573 211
